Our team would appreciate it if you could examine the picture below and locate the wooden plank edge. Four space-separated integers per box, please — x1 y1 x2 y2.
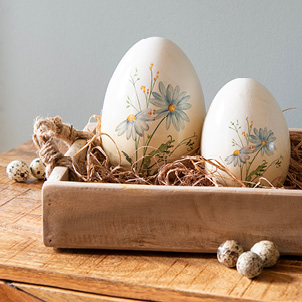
13 282 142 302
0 281 41 302
0 266 264 302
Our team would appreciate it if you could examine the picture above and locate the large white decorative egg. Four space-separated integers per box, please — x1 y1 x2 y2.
101 37 206 174
201 78 290 187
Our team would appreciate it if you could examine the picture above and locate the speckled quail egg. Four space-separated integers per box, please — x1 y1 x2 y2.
236 251 263 279
30 158 46 179
217 240 244 267
6 160 31 182
251 240 280 268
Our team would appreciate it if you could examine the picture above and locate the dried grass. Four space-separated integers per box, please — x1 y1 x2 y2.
33 115 302 189
283 131 302 189
72 130 302 189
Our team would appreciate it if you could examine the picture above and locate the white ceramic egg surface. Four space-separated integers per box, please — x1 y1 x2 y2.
201 78 290 187
101 37 206 174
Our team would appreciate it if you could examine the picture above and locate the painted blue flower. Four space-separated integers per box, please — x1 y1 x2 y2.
150 81 191 131
115 109 153 140
249 127 276 156
225 147 252 167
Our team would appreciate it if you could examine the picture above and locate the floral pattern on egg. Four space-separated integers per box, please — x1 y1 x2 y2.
225 117 283 185
115 64 196 175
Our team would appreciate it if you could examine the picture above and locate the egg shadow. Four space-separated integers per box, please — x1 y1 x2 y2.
254 265 297 284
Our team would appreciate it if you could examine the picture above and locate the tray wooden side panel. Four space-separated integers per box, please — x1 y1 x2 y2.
43 169 302 254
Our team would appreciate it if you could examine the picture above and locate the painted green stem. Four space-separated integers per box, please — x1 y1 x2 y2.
135 137 140 166
235 127 244 148
144 116 167 154
169 133 197 157
129 75 142 111
250 155 282 183
139 116 167 172
245 148 261 179
128 101 139 113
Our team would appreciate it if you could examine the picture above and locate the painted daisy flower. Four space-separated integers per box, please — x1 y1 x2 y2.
115 109 153 140
249 127 276 156
150 81 191 131
225 147 252 167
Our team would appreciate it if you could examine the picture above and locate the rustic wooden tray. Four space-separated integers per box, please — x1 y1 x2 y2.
42 130 302 255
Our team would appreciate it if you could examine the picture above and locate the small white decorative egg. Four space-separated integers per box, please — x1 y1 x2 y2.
251 240 280 268
101 37 206 174
236 251 263 279
201 78 290 187
6 160 31 182
217 240 244 267
30 158 46 179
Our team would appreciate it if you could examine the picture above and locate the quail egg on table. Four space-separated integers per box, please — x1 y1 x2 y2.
251 240 280 268
30 158 46 179
217 240 244 268
236 251 263 279
6 160 31 182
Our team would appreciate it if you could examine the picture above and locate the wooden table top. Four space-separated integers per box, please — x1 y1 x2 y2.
1 141 302 302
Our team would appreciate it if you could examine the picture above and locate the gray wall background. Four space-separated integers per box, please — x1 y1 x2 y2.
1 0 301 153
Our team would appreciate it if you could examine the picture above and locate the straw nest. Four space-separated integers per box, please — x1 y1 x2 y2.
33 116 302 189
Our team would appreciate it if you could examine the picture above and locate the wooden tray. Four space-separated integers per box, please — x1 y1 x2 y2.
42 130 302 255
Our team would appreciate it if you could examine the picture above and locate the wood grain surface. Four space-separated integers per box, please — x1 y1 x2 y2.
12 282 140 302
43 168 302 254
1 141 302 301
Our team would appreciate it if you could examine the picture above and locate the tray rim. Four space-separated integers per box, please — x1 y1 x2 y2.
43 165 302 198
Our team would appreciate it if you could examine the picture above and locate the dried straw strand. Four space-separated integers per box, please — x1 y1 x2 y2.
32 115 302 190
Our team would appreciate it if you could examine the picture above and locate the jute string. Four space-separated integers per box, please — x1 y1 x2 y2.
33 116 93 179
